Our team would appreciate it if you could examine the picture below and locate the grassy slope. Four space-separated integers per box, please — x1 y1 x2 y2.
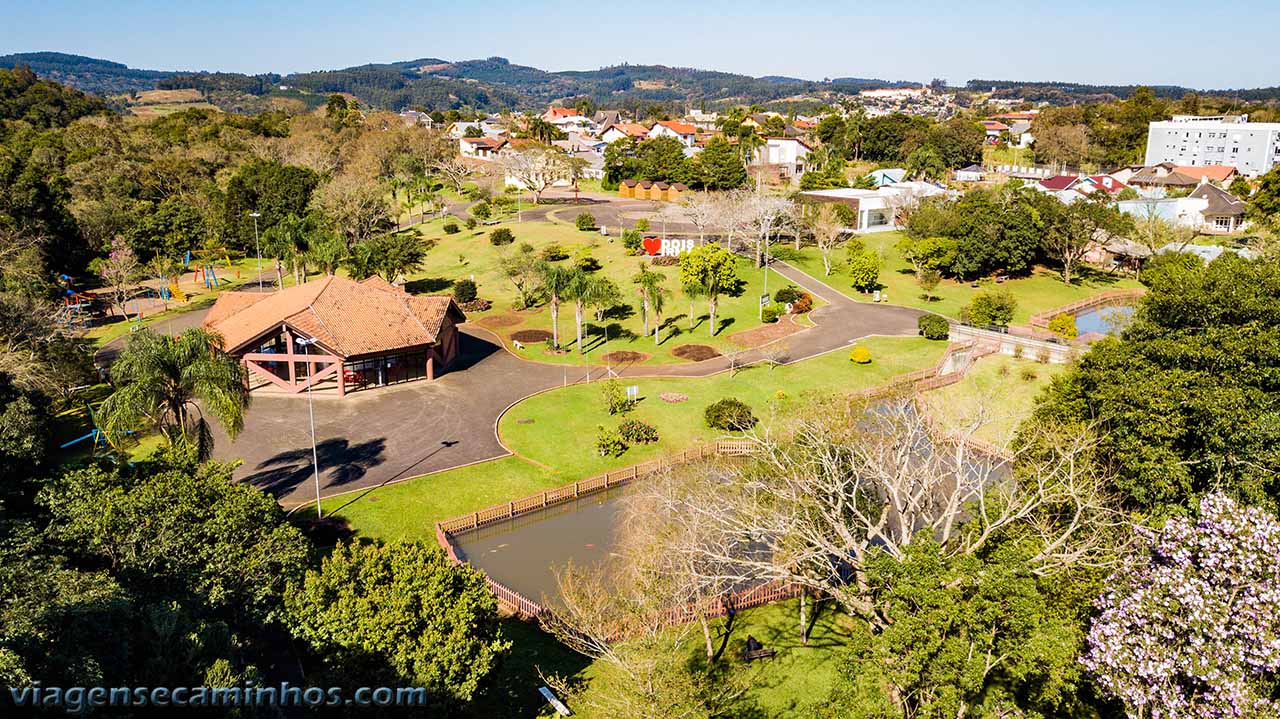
404 216 811 365
319 336 945 541
922 353 1066 445
783 231 1143 325
499 336 946 479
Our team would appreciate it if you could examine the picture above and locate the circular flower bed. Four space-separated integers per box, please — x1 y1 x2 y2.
673 344 722 361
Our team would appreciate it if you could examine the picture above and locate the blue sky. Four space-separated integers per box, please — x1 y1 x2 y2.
4 0 1277 90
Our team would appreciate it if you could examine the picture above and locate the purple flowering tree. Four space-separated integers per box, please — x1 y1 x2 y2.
98 236 139 320
1082 493 1280 718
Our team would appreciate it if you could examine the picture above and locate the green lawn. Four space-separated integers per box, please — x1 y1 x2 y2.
499 336 947 479
315 336 945 541
318 456 564 541
983 144 1035 167
922 353 1066 445
782 231 1143 325
564 597 854 718
404 215 813 365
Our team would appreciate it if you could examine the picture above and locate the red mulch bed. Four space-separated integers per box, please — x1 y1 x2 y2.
727 314 803 348
600 350 650 364
476 313 522 328
672 344 722 361
510 329 553 343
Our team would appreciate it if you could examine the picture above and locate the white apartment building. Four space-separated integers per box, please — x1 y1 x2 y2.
1144 115 1280 177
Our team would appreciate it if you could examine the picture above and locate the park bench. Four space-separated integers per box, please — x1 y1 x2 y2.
482 220 499 226
742 634 775 662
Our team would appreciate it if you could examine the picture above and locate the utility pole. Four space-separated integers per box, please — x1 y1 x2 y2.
295 336 323 518
249 212 262 291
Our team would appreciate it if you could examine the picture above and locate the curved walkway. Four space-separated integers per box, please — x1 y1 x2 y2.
207 260 921 507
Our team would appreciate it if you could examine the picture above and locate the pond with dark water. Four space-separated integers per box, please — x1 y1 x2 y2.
1074 305 1134 336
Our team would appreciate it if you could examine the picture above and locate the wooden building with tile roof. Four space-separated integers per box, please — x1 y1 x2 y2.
203 275 464 396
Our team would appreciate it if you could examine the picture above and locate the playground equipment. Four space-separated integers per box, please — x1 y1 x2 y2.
51 275 103 332
186 249 239 289
58 399 135 460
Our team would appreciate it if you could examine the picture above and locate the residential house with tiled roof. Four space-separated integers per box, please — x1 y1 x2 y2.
647 120 698 147
600 123 650 144
203 276 465 396
459 136 508 159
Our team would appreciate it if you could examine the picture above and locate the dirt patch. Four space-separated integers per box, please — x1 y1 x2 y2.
134 88 203 104
660 392 688 404
673 344 722 361
510 329 552 343
727 314 804 348
600 350 650 364
475 313 522 329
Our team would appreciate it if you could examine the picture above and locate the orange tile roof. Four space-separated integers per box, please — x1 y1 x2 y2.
655 120 696 135
544 107 578 118
602 122 649 137
1172 165 1236 183
203 276 462 358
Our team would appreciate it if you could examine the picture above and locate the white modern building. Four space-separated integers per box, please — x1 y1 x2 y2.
1144 115 1280 177
798 182 947 233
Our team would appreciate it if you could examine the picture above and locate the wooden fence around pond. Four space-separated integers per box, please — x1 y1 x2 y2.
1028 288 1146 330
434 338 1005 622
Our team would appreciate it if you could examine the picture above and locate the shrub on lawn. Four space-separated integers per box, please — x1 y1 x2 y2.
489 228 515 246
595 425 627 457
464 218 477 230
621 229 643 255
1020 366 1039 382
471 202 492 220
1048 312 1078 339
575 250 601 272
651 254 679 266
917 314 950 340
601 379 634 415
848 250 881 292
790 294 813 314
618 418 658 444
442 221 461 235
452 279 477 303
761 305 780 323
635 219 650 232
540 243 569 261
705 398 757 431
849 346 872 364
575 212 596 231
774 286 804 304
962 288 1017 327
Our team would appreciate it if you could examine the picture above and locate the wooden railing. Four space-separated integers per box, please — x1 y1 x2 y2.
1028 288 1146 329
436 338 1005 624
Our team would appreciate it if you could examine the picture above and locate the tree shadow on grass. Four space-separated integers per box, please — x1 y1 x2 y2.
405 277 454 293
467 619 591 719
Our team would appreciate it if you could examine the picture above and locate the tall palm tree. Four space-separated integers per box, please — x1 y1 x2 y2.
650 279 668 345
567 273 618 353
539 263 579 349
307 233 347 276
100 328 250 459
632 262 666 337
682 282 703 332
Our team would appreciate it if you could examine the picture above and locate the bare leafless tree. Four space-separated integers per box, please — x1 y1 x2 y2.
681 192 718 242
740 192 793 267
430 156 473 195
804 203 845 275
500 147 572 204
656 394 1121 625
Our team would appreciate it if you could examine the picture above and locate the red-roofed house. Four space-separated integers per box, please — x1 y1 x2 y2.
647 120 698 147
1173 165 1238 184
980 120 1009 144
1039 175 1081 191
459 136 508 159
541 107 579 122
600 123 650 144
1077 175 1131 195
203 276 465 397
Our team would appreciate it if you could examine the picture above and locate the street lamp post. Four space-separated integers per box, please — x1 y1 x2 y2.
295 336 323 518
249 212 263 291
